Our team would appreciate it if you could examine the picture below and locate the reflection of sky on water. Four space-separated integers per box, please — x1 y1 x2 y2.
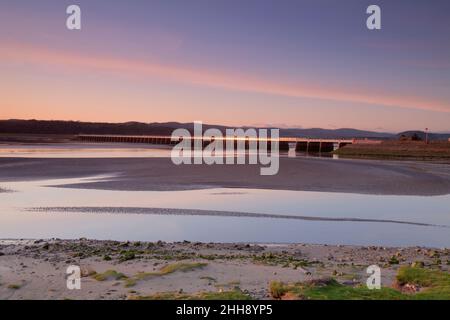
0 175 449 247
0 144 335 159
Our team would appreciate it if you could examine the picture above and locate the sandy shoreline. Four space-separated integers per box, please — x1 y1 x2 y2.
1 156 450 195
0 239 448 300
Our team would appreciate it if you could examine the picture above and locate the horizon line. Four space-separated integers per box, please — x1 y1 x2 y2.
2 118 448 135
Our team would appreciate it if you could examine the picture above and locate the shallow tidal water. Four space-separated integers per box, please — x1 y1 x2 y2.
0 174 449 247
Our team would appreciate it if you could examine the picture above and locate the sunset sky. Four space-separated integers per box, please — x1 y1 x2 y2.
1 0 449 132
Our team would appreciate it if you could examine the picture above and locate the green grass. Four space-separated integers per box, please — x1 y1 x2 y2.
270 279 404 300
396 266 450 300
129 289 251 300
158 262 207 275
125 262 207 287
253 252 320 268
92 270 127 281
269 267 450 300
388 256 400 265
269 281 287 299
7 284 22 290
119 251 136 262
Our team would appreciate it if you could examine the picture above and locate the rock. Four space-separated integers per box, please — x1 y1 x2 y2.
80 266 97 277
402 283 420 294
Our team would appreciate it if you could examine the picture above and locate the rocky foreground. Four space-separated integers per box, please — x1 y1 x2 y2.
0 239 448 300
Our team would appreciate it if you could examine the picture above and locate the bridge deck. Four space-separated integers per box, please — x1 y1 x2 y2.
76 134 354 152
76 134 354 144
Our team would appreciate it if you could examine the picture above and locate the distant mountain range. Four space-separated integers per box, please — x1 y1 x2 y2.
0 119 449 140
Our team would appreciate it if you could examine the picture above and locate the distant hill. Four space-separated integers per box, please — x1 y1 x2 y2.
0 119 441 140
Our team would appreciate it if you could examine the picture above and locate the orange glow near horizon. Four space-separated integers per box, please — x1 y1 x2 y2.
1 1 450 132
1 42 449 119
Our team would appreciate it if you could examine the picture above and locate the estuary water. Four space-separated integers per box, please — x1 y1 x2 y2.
0 144 448 247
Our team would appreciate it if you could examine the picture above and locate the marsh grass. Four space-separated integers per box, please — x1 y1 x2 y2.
334 141 450 161
92 270 127 281
7 284 22 290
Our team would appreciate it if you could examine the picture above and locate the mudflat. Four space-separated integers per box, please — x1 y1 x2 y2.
1 156 450 195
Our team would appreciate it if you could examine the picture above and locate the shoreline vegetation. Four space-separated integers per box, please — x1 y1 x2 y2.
0 239 448 300
334 141 450 162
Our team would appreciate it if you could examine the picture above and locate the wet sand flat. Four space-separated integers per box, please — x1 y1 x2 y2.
1 157 450 195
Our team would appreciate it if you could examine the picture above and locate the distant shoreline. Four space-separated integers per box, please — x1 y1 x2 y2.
335 141 450 162
1 120 449 141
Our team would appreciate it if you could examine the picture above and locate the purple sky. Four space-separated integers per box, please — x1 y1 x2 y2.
1 0 449 132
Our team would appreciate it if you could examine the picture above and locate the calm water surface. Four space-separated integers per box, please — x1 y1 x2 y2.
0 145 448 247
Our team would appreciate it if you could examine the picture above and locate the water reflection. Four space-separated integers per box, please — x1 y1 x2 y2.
0 144 337 159
0 175 448 247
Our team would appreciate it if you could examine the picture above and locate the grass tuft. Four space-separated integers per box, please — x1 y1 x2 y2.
7 284 22 290
92 270 127 281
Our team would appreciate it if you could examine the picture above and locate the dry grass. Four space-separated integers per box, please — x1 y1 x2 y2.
92 270 127 281
335 141 450 160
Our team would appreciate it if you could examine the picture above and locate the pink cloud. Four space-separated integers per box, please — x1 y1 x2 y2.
1 42 449 113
